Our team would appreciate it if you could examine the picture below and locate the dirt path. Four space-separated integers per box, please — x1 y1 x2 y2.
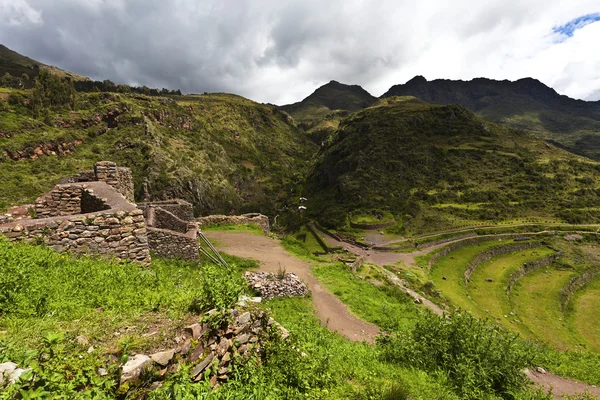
204 231 379 343
525 369 600 399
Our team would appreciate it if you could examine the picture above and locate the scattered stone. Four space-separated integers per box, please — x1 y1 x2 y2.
120 354 153 384
190 343 205 362
151 349 175 366
87 346 95 353
185 323 204 340
442 276 447 280
178 339 191 356
191 353 215 378
486 278 494 282
536 367 547 374
236 334 250 344
98 368 108 376
76 335 90 346
244 271 308 299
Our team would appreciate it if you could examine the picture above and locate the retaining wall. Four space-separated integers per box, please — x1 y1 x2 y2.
147 227 199 260
559 269 600 312
0 208 150 264
506 255 557 294
464 242 542 282
196 213 270 235
138 200 194 222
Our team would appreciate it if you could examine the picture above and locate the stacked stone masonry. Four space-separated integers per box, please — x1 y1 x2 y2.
196 213 270 235
1 194 150 264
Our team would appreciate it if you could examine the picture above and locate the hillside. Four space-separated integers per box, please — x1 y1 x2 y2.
0 88 317 216
280 80 377 143
383 76 600 160
0 44 88 87
304 96 600 234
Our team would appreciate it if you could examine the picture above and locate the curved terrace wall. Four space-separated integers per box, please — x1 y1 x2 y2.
464 241 542 282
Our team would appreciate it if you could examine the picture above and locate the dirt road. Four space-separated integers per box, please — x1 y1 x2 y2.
204 231 379 343
525 369 600 399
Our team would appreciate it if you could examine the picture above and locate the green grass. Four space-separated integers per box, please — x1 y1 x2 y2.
468 247 555 336
511 267 582 351
200 223 265 235
429 239 514 312
265 297 460 399
571 276 600 352
312 263 422 332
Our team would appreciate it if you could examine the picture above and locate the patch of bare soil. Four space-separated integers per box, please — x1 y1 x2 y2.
204 231 379 343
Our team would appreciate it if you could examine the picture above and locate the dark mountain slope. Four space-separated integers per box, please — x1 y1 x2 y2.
383 76 600 160
304 96 600 234
0 44 88 86
281 80 377 144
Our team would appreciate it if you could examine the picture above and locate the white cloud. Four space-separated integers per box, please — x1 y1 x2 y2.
0 0 43 26
0 0 599 104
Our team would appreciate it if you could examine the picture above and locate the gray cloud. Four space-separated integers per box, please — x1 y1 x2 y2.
0 0 599 104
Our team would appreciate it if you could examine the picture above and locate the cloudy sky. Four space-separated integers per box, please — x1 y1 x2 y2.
1 0 599 104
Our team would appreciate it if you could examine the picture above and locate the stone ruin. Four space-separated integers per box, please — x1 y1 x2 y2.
0 161 272 265
0 162 150 264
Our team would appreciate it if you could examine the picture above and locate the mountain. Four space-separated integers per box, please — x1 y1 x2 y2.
280 80 377 143
383 76 600 160
0 44 88 86
0 87 317 216
304 96 600 234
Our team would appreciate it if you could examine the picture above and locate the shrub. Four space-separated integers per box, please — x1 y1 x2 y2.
379 311 537 399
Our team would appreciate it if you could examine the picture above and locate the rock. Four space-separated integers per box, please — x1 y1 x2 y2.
236 334 250 344
150 349 175 366
98 368 108 376
210 375 218 387
219 353 230 366
216 338 232 356
178 339 191 356
185 323 203 340
243 272 308 299
237 312 251 325
190 343 205 362
87 346 95 353
442 276 447 280
218 367 228 375
191 353 215 378
120 354 153 383
486 278 493 282
536 367 547 374
76 335 90 346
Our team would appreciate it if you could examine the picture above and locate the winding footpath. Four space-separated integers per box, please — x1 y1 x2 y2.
204 231 379 343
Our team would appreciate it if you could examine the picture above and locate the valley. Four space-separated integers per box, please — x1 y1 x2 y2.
2 43 600 399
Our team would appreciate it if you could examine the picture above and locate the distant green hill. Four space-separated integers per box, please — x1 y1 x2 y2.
383 76 600 161
304 96 600 234
0 44 88 87
280 80 377 144
0 89 317 216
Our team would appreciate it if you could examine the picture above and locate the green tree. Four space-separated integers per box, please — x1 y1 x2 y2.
1 72 13 88
29 69 75 117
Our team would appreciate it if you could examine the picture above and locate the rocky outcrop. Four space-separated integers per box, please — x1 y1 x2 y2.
3 140 83 161
118 308 288 388
244 272 308 299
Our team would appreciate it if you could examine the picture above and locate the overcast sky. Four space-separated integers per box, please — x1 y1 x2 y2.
1 0 599 104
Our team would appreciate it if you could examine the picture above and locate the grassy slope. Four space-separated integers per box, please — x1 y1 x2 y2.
469 247 555 338
511 268 580 351
304 96 600 234
570 276 600 352
0 90 317 215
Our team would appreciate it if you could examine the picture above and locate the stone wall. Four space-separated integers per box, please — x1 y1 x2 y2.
138 200 194 222
150 207 190 233
34 185 85 218
147 227 199 260
0 209 150 264
59 161 135 202
559 268 600 312
464 242 542 282
196 213 270 235
506 255 557 294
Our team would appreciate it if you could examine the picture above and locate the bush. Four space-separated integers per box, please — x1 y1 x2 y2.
379 311 538 399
